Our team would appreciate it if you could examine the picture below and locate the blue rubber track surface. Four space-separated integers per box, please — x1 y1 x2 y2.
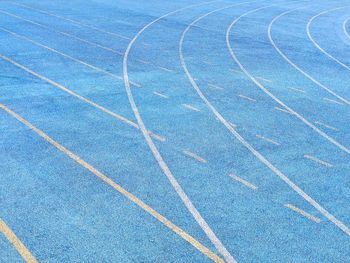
0 0 349 262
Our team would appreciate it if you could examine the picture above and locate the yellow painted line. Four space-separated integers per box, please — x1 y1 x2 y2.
0 53 163 142
0 218 38 263
0 103 222 262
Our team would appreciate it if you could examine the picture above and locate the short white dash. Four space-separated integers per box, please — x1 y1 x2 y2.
137 59 151 65
229 174 257 190
159 66 174 73
183 150 207 163
274 107 293 115
314 121 338 132
256 76 272 83
288 87 306 93
208 83 224 90
182 104 200 112
203 60 213 65
238 94 256 102
230 69 242 74
153 91 169 99
304 154 333 168
285 204 321 223
256 134 280 146
149 132 166 142
323 97 344 105
228 121 237 128
130 81 141 88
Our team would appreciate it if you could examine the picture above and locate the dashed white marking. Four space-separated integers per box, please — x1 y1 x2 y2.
256 134 280 146
288 87 306 93
314 121 338 132
159 66 175 73
203 60 213 65
137 59 151 64
274 106 293 115
153 91 169 99
229 174 257 190
304 154 333 168
149 132 166 142
183 150 207 163
182 104 201 112
323 97 345 106
230 69 242 74
285 204 321 223
256 76 272 83
208 83 224 90
228 121 237 128
238 94 256 102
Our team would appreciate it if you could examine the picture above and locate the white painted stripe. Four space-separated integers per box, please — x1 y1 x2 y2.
314 121 338 132
153 91 169 99
230 69 242 74
285 204 321 223
256 76 272 83
183 150 207 164
228 121 237 128
238 94 256 102
8 1 132 41
159 66 175 73
288 87 306 93
123 1 236 262
224 5 350 236
130 81 142 88
323 97 344 105
203 60 213 65
268 8 350 106
208 83 224 90
307 7 350 76
274 106 293 115
182 104 201 112
256 134 280 146
137 59 151 64
229 174 257 190
304 154 333 168
343 17 350 40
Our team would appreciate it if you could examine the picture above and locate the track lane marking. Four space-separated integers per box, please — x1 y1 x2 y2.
153 91 169 99
238 94 256 102
255 76 272 83
123 1 236 262
182 104 201 112
285 204 321 223
274 106 293 115
0 103 222 263
183 150 207 164
0 218 38 263
208 83 224 90
180 3 350 237
314 121 338 132
288 87 306 93
229 174 257 190
323 97 345 106
256 134 280 146
0 53 162 141
343 18 350 40
304 154 333 168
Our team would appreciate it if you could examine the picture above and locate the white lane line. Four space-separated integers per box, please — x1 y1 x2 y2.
343 17 350 40
230 68 242 74
288 87 306 93
268 8 350 106
274 106 293 115
159 66 175 73
256 76 272 83
137 59 151 64
323 97 345 106
182 104 201 112
203 60 213 65
238 94 256 102
229 174 257 190
153 91 169 99
228 121 237 128
0 26 141 88
224 6 350 236
183 150 207 164
8 1 132 41
123 1 236 262
0 9 125 55
256 134 280 146
285 204 321 223
307 7 350 74
208 83 224 90
304 154 333 168
314 121 338 132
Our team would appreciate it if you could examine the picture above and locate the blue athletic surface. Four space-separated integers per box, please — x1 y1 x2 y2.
0 0 349 262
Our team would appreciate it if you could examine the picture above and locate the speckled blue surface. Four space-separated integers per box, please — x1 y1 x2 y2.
0 0 349 262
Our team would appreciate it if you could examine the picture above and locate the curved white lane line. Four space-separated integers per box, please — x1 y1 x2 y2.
226 6 350 154
342 17 350 40
123 1 237 262
180 4 350 236
268 8 350 105
307 6 350 74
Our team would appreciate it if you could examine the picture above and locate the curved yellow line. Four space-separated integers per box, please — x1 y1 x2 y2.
0 218 38 263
